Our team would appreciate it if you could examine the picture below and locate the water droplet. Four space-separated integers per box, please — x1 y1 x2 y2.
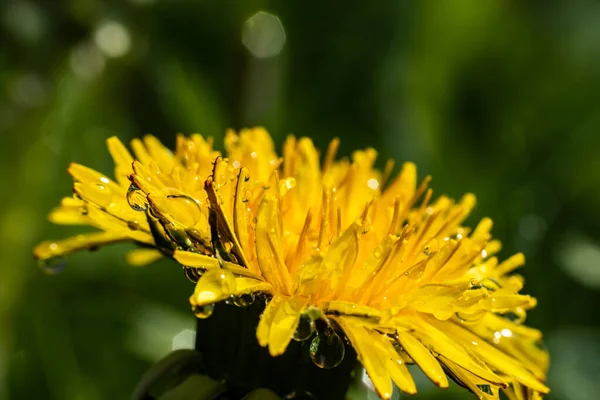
127 220 142 231
192 304 214 319
404 262 426 280
499 308 526 324
166 194 202 225
38 257 66 274
293 314 315 341
456 310 487 324
233 293 255 308
79 206 88 216
127 183 148 211
309 329 345 369
481 278 501 291
191 268 237 305
183 266 202 283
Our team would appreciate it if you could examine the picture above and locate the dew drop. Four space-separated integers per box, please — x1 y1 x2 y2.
183 266 202 283
127 220 142 231
500 308 526 324
192 268 237 304
293 314 315 341
38 257 66 275
404 262 426 280
233 293 255 308
456 310 487 324
192 304 214 319
127 183 148 211
309 329 345 369
166 194 202 225
79 206 89 216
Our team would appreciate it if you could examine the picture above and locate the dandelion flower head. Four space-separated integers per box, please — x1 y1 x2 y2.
35 128 549 399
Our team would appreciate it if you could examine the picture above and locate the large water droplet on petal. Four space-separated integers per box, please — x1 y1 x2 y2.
38 257 66 275
127 183 148 211
165 194 203 226
192 304 215 319
233 293 255 308
309 329 345 369
293 314 315 341
190 268 237 306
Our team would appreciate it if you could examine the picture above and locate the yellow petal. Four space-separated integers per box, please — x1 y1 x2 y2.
48 197 89 225
336 318 394 399
68 163 121 193
233 167 258 272
173 250 262 280
257 295 285 347
189 268 237 306
255 196 292 294
34 231 129 260
440 355 500 400
412 316 505 386
143 135 177 173
234 277 272 296
107 136 134 187
125 248 163 266
396 330 449 388
495 253 526 277
268 295 308 356
430 319 549 393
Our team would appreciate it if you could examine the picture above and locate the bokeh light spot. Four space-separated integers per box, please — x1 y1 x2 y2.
69 41 106 80
94 21 132 58
242 11 286 58
559 233 600 289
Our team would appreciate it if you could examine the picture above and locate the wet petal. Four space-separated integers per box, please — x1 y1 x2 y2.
268 295 308 356
255 196 292 294
125 248 163 266
396 330 449 388
336 318 394 399
34 231 129 260
257 295 285 347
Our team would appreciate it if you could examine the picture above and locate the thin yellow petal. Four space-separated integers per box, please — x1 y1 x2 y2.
431 320 549 394
34 231 129 260
336 318 394 399
68 163 121 193
125 248 163 266
143 135 177 173
255 196 292 294
268 295 308 356
48 197 89 225
173 250 262 280
440 355 500 400
257 295 285 347
396 330 449 388
411 317 505 386
107 136 134 187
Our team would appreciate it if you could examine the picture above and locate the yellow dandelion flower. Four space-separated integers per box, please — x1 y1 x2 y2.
35 127 549 400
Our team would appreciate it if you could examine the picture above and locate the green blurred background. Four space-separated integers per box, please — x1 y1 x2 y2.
2 1 600 399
